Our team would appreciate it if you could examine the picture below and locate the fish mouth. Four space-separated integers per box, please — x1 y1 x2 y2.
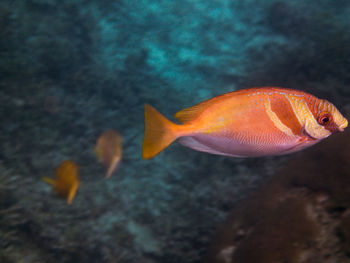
338 119 348 132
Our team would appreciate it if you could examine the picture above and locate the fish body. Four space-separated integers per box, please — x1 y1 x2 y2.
42 160 79 205
142 87 348 159
95 130 122 178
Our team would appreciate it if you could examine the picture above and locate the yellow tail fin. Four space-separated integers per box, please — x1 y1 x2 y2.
142 104 178 159
42 176 56 186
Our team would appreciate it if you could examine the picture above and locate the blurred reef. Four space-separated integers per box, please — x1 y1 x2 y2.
0 0 350 262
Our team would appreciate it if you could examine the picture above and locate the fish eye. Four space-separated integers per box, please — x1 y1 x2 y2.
318 114 331 125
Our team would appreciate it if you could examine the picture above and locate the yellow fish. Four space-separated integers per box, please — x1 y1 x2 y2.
95 130 123 178
143 87 348 159
42 160 79 205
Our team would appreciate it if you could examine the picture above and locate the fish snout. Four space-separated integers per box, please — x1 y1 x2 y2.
338 118 348 132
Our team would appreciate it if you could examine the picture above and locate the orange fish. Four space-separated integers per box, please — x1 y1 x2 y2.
95 130 123 178
42 160 79 205
142 87 348 159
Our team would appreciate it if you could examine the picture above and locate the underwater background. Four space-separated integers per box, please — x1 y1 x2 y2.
1 0 350 262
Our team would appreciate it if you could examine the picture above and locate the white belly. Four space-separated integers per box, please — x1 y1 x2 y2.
178 134 319 157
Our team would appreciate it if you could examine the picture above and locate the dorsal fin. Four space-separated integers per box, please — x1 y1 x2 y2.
174 101 211 123
174 91 239 123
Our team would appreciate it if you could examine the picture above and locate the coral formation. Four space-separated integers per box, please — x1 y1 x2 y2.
205 119 350 263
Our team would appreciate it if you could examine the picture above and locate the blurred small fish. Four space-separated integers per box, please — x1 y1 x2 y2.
42 160 79 205
95 130 123 178
143 87 348 159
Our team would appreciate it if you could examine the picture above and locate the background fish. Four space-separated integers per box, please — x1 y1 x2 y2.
42 160 79 205
95 130 123 178
143 87 348 159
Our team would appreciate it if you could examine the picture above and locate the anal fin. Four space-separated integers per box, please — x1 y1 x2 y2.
178 137 226 155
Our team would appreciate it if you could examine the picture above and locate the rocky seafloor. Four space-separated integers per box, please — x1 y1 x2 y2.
1 0 350 262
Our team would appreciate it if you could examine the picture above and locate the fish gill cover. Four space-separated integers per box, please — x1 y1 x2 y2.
0 0 350 262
